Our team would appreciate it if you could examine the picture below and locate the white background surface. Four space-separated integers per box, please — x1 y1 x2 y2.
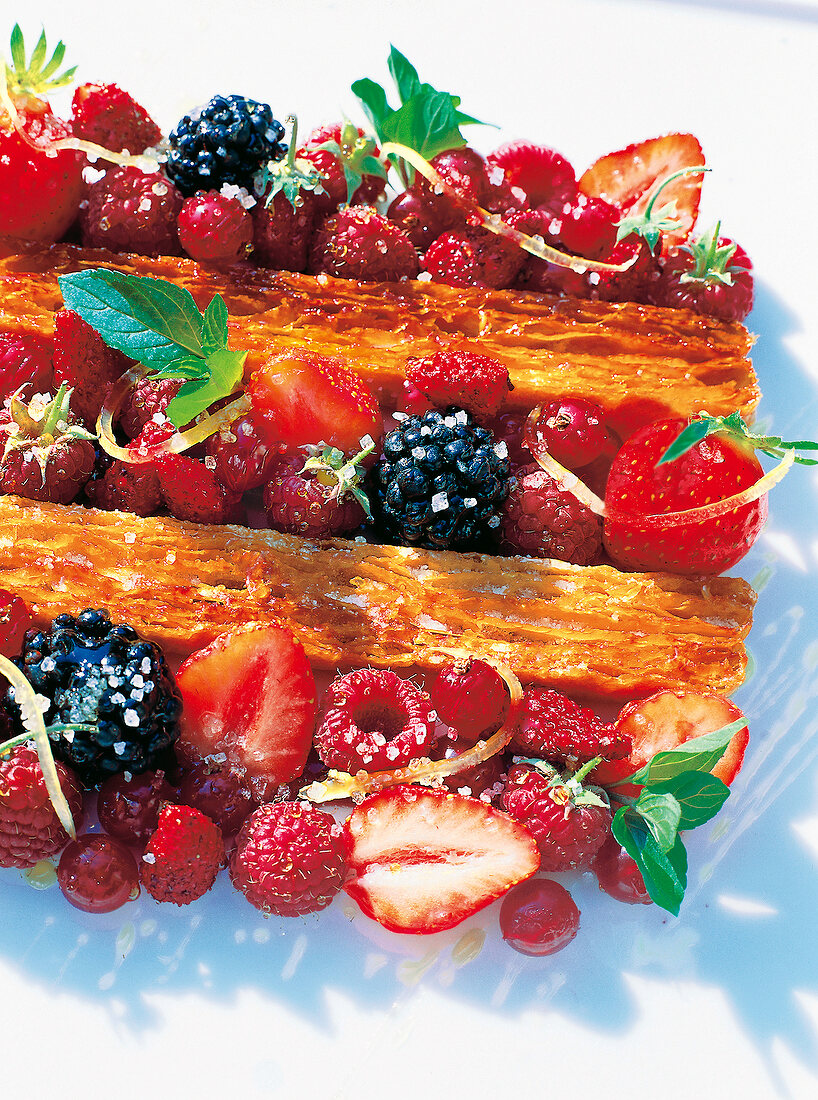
3 1 818 1097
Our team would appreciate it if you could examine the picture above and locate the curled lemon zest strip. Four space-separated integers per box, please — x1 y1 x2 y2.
523 405 607 516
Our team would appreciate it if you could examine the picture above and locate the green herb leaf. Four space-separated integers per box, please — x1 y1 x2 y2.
350 78 393 133
387 46 421 103
625 718 747 786
165 348 246 428
201 294 229 355
613 808 688 915
633 790 682 851
651 771 730 829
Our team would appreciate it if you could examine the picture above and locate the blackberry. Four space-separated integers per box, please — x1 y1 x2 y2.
373 408 511 550
165 94 287 196
7 609 181 786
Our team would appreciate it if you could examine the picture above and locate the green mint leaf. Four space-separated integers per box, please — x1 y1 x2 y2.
626 718 747 786
151 355 210 381
165 348 246 428
201 294 229 356
613 808 688 915
59 269 205 369
633 790 682 851
351 78 392 135
651 771 730 829
387 45 421 103
381 90 467 162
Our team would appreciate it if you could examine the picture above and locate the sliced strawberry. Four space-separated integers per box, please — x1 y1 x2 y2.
176 623 317 802
342 785 540 934
247 348 383 454
593 690 749 794
578 133 705 249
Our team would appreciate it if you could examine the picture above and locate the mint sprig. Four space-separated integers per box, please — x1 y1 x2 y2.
606 719 744 915
58 269 247 428
352 46 489 186
657 410 818 468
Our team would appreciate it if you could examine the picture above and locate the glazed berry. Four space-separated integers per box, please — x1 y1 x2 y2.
650 226 754 322
140 803 224 905
84 455 163 517
550 193 620 260
166 94 286 195
53 309 132 429
177 190 253 263
230 801 347 916
423 226 523 290
486 140 577 211
509 208 590 298
527 398 610 469
205 412 280 494
309 205 419 282
252 188 317 272
0 333 54 404
71 82 161 156
373 408 511 551
499 463 603 564
416 146 491 223
155 452 243 525
97 769 177 846
591 832 652 905
176 761 256 837
57 833 141 913
264 453 368 539
315 668 436 773
431 657 508 743
431 731 509 802
511 686 626 765
406 350 512 422
499 877 580 957
8 609 181 785
0 590 33 658
298 121 385 215
386 188 449 250
484 409 530 470
81 166 184 256
0 746 83 868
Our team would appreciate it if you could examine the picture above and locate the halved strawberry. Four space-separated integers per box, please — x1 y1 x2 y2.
578 133 705 250
342 785 540 934
176 623 317 802
593 690 749 794
247 348 383 454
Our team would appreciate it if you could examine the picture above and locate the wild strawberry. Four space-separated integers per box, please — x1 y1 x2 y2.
511 687 627 765
71 82 161 155
0 27 84 243
591 833 652 905
342 785 540 934
0 745 83 869
177 190 253 264
603 414 767 574
176 761 257 837
315 668 436 773
298 121 386 215
525 398 610 469
154 452 242 525
140 803 224 905
84 455 163 517
0 333 54 403
118 377 183 439
649 225 754 322
431 656 509 744
499 876 580 956
309 205 419 282
53 309 131 427
499 462 602 564
423 226 523 290
81 166 184 256
406 349 512 421
57 834 141 913
175 623 317 802
230 801 347 916
0 385 96 504
205 411 281 494
579 133 705 251
386 188 450 250
500 760 611 872
247 347 383 455
97 769 177 847
252 189 317 272
0 590 33 658
263 445 370 539
486 140 577 212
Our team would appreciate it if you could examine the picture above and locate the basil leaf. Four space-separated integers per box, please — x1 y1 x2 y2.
59 269 204 367
626 718 747 786
201 294 228 355
351 78 392 134
633 790 681 851
165 348 246 428
613 809 688 915
387 45 421 103
651 771 730 829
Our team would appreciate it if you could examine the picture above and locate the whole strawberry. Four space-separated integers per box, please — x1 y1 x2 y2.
177 190 253 264
511 687 628 765
406 349 512 422
298 121 386 215
263 445 371 539
230 801 347 916
309 205 419 282
118 377 183 439
81 166 184 256
0 745 83 869
0 333 54 404
423 226 523 290
155 452 242 525
500 463 602 564
71 82 161 156
501 759 611 872
140 803 224 905
53 309 132 428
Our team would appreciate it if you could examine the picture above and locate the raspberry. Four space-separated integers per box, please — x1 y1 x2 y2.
500 463 602 564
431 731 509 802
0 746 83 869
315 668 436 773
499 877 580 957
252 188 317 272
84 457 163 517
71 82 161 156
406 350 512 422
204 412 280 494
81 166 184 256
0 590 33 659
118 377 182 439
140 803 224 905
500 761 610 871
431 657 508 743
53 309 131 428
423 226 523 290
263 454 367 539
507 208 590 298
155 452 243 525
177 190 253 264
0 333 53 404
527 398 610 469
486 141 577 212
512 686 626 764
309 205 419 282
0 388 96 504
230 801 347 916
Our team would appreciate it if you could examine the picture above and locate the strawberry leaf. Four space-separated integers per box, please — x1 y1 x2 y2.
613 808 688 915
650 771 730 829
658 410 818 468
623 718 747 786
165 348 246 428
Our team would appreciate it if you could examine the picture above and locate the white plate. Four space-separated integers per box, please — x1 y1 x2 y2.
3 2 818 1097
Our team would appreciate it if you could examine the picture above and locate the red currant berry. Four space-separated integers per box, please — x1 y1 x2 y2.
0 589 33 658
205 412 282 494
591 832 652 905
552 193 619 260
57 833 141 913
97 770 176 846
499 877 580 957
177 190 253 264
387 188 449 251
431 657 508 744
528 398 609 469
176 762 257 836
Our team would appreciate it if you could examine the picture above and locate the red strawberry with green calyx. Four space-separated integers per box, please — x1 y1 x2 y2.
650 222 754 322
